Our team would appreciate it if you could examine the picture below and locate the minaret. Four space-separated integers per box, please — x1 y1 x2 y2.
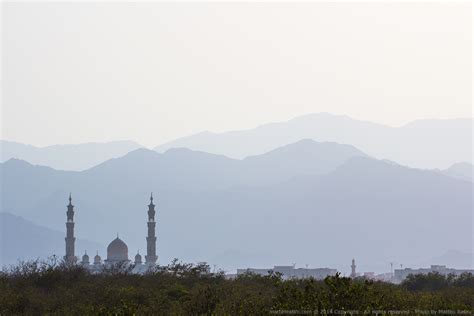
350 258 357 278
64 193 76 263
145 193 158 264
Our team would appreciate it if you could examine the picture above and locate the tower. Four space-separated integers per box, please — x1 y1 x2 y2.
64 193 76 263
350 258 357 278
145 193 158 264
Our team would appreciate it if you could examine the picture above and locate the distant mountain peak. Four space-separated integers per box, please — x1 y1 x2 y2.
3 158 35 168
244 138 367 162
125 147 160 157
83 147 161 172
3 157 31 165
1 140 144 171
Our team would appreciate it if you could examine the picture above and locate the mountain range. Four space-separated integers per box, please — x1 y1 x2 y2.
1 139 472 273
2 114 472 171
0 140 142 171
155 113 473 169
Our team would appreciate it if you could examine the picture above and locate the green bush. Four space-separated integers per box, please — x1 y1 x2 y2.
0 258 473 315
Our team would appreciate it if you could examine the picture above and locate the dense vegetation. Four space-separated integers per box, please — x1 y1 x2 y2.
1 258 473 315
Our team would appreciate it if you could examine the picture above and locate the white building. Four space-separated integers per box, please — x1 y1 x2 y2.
394 265 474 283
237 265 337 280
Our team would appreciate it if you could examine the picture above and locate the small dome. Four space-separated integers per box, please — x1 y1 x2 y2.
82 252 89 264
135 252 142 264
107 237 128 262
94 253 101 264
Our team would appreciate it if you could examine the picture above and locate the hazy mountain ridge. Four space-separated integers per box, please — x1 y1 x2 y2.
155 113 473 169
81 139 367 189
1 141 472 272
2 114 472 171
0 212 102 266
1 140 367 240
0 140 143 171
439 162 473 182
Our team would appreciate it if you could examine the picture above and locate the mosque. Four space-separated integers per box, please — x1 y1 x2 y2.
64 193 158 271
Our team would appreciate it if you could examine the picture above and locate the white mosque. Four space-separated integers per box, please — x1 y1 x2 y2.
64 193 158 271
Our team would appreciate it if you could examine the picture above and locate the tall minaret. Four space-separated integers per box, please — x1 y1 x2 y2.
64 193 76 263
145 193 158 264
350 258 357 278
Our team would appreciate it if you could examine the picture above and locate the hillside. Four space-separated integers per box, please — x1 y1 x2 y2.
0 212 102 266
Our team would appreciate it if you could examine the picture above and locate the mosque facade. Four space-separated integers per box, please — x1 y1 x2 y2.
64 193 158 271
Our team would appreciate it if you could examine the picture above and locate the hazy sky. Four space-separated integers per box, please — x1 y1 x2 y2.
1 2 472 147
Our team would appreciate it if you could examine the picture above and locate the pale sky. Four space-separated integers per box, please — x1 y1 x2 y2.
1 2 472 148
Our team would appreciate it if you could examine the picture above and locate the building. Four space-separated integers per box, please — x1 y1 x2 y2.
237 265 337 280
65 193 159 272
393 265 474 283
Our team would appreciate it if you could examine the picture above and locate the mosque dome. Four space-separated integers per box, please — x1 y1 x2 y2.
106 237 129 262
